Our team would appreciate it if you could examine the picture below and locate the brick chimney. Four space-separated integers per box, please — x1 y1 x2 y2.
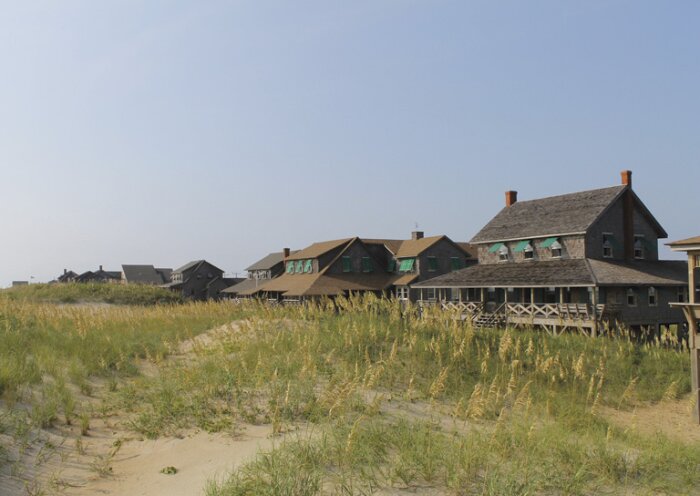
412 231 424 240
283 248 290 258
505 190 518 207
621 170 634 259
621 170 632 187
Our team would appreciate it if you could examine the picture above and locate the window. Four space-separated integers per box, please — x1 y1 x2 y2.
396 286 409 300
304 259 313 273
295 260 304 273
488 242 505 254
602 234 615 258
341 256 352 273
551 240 562 258
513 240 532 258
678 287 689 303
648 287 657 307
524 245 534 260
450 257 464 271
695 256 700 268
427 256 438 272
451 288 461 301
426 288 436 300
627 288 637 307
634 237 644 259
361 257 373 273
398 258 415 272
498 245 509 262
286 262 295 274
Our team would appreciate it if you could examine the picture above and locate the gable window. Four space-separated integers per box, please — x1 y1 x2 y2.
513 240 532 259
387 259 396 273
427 256 438 272
450 257 464 271
361 257 373 273
626 288 637 307
602 234 615 258
648 287 657 307
398 258 415 272
286 262 295 274
341 256 352 273
498 245 509 262
295 260 304 273
634 237 645 259
304 259 313 273
551 240 562 258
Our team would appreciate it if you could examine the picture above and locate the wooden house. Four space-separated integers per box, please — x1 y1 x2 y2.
252 233 473 302
414 171 688 336
163 260 239 300
221 249 297 298
57 269 79 283
75 266 122 283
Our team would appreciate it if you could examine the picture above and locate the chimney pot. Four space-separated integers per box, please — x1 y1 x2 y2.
505 190 518 207
621 170 632 187
283 248 290 258
412 231 424 240
99 265 103 271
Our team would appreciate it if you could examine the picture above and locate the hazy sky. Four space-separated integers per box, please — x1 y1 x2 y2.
1 1 698 285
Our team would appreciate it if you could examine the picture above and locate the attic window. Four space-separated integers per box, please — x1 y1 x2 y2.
398 258 415 272
286 262 295 274
427 256 438 271
551 240 562 258
387 259 396 273
295 260 304 273
602 234 614 258
634 237 644 259
498 245 509 262
341 256 352 273
450 257 464 271
361 257 373 273
304 259 313 273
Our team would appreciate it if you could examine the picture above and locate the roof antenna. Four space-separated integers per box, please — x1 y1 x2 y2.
414 221 419 230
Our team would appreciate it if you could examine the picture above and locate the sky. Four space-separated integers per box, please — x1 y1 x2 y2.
1 1 698 285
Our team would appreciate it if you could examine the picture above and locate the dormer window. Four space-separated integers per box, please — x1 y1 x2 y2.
513 240 533 260
398 258 415 272
295 260 304 273
634 237 644 259
498 245 509 262
524 244 534 260
304 259 313 273
551 240 562 258
602 234 615 258
286 262 295 274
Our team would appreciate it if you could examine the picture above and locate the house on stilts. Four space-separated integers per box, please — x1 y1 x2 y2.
413 171 688 336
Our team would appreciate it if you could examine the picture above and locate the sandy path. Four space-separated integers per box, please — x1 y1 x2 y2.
71 425 274 496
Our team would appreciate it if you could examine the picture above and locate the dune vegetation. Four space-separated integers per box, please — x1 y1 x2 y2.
1 282 181 305
0 292 698 495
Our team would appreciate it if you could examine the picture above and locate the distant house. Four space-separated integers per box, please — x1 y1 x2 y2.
57 269 79 283
75 266 121 283
414 171 687 336
252 233 473 302
221 250 297 298
121 265 172 285
163 260 239 300
12 281 28 287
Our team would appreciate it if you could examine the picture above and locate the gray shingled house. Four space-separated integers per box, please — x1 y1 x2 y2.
221 250 297 298
414 171 688 336
75 266 122 283
163 260 241 300
252 233 474 302
121 265 172 285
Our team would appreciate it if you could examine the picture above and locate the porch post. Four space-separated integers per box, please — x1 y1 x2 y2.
590 286 598 338
689 253 699 423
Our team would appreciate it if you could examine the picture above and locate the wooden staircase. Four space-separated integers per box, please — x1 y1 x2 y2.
471 303 506 329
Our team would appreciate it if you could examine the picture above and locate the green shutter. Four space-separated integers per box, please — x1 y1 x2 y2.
361 257 373 273
488 242 505 254
451 257 464 271
539 237 558 248
304 259 313 273
387 259 396 272
295 260 304 273
399 258 415 272
286 262 295 274
342 256 352 273
427 257 438 271
513 240 531 253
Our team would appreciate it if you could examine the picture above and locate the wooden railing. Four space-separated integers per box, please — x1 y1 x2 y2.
505 303 606 321
441 301 484 314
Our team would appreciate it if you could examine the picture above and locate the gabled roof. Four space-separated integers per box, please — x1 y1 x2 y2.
362 236 475 259
471 186 627 244
246 251 297 271
122 265 167 285
156 268 172 282
221 278 262 295
173 260 224 275
285 239 353 261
